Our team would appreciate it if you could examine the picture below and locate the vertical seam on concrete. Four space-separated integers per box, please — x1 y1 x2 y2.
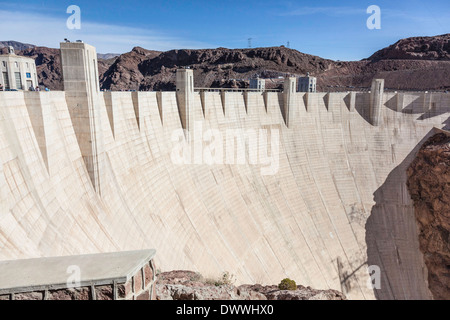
149 260 156 300
113 280 117 300
91 285 96 300
140 268 145 291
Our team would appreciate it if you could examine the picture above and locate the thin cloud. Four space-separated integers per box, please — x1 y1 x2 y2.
279 6 365 17
0 9 212 53
279 5 450 25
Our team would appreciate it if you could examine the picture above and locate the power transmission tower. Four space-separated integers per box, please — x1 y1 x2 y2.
287 41 290 48
248 38 252 48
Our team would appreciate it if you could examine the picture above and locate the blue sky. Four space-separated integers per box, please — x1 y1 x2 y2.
0 0 448 60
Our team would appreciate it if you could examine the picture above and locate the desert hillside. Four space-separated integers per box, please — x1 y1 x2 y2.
1 34 449 91
407 132 450 300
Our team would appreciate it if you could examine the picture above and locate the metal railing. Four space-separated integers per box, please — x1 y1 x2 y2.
194 87 282 93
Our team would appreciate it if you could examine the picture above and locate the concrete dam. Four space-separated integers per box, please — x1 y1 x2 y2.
0 42 449 300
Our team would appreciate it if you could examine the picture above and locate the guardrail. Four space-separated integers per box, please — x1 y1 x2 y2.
194 87 282 93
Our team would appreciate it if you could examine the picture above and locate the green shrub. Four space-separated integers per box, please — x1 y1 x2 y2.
189 272 203 282
278 278 297 290
205 271 235 286
219 271 235 286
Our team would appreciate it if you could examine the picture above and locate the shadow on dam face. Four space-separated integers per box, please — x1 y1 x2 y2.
354 93 371 125
444 116 450 130
365 130 436 300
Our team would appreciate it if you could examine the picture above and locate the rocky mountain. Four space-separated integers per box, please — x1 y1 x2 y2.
368 34 450 61
21 46 63 90
99 46 333 91
100 46 162 91
99 34 450 92
407 131 450 300
317 59 450 91
2 34 450 92
0 40 35 51
97 53 121 60
119 46 332 91
155 270 346 300
316 34 450 91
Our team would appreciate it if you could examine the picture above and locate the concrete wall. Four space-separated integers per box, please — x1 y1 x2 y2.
60 42 103 193
176 69 194 131
0 89 448 300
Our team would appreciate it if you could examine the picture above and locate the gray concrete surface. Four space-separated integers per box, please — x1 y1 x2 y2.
0 249 156 293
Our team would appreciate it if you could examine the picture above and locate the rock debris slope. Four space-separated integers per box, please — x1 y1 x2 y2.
407 131 450 300
156 271 346 300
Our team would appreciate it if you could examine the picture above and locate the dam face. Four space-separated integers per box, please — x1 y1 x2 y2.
0 44 449 300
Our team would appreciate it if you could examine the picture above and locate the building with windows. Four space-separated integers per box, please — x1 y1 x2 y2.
249 78 265 90
298 73 317 93
0 46 38 91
